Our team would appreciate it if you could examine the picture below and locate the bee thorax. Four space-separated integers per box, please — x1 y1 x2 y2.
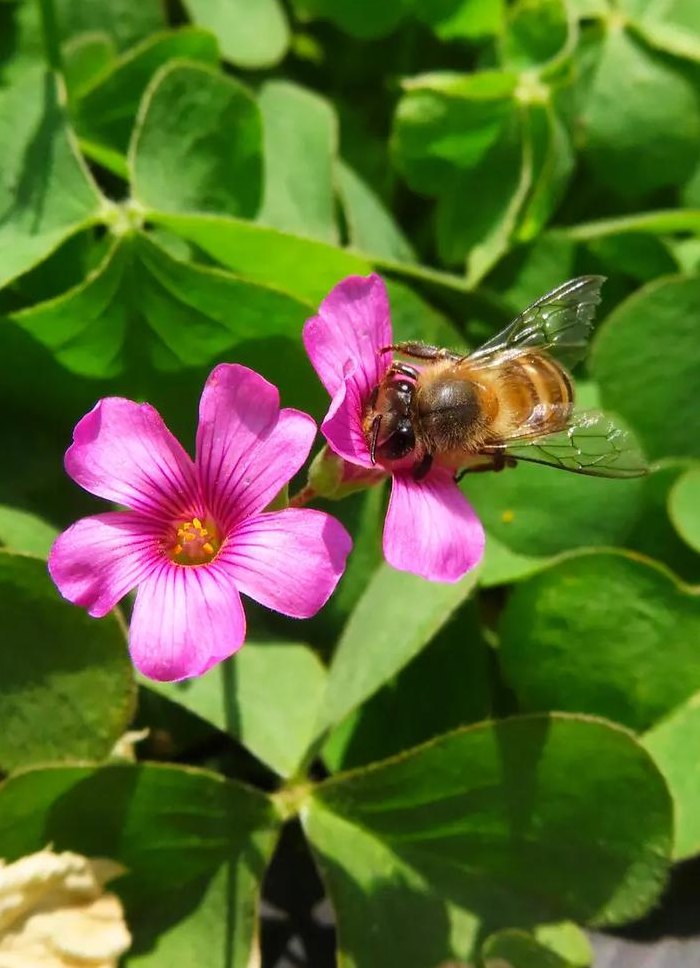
415 378 482 449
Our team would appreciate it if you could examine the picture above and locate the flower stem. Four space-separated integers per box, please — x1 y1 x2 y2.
37 0 64 73
288 485 317 508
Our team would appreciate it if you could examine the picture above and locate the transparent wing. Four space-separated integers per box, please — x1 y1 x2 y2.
470 276 606 369
485 411 649 478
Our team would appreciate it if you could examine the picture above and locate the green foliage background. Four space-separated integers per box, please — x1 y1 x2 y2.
0 0 699 965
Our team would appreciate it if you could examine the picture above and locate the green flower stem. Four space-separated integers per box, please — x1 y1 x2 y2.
37 0 64 74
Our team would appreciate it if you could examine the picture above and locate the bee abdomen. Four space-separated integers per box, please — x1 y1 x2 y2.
497 353 573 437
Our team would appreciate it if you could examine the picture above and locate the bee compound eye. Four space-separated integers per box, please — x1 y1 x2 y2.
396 417 414 438
393 379 413 394
380 418 415 461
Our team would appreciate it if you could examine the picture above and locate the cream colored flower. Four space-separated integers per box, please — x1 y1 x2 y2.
0 848 131 968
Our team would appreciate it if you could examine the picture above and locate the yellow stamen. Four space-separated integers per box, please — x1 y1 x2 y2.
166 516 221 566
501 509 515 524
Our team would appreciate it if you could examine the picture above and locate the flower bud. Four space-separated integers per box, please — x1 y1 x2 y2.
308 445 385 500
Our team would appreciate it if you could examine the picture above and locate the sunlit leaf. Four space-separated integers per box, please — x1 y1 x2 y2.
668 464 700 554
75 29 219 163
0 505 58 557
0 68 104 291
482 923 593 967
181 0 289 68
257 80 338 243
336 160 416 262
149 641 327 778
415 0 504 41
392 70 518 195
130 61 262 219
644 691 700 859
290 0 407 39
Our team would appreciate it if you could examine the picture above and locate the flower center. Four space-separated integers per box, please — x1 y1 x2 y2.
167 517 221 566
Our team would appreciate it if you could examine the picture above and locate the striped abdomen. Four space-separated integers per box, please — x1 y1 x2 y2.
478 351 574 443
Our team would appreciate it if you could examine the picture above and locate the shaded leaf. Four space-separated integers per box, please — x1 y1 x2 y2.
54 0 165 50
516 100 574 242
0 762 279 968
322 601 492 771
436 109 530 279
500 0 573 70
304 715 672 968
625 461 700 583
585 232 678 283
499 549 700 733
579 27 700 197
316 562 480 734
7 232 311 378
591 275 700 460
462 459 644 557
62 31 116 100
0 551 134 772
386 278 464 348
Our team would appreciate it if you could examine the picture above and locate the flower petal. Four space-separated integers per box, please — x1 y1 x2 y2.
48 512 161 617
129 560 246 681
303 274 392 398
196 364 317 528
383 469 485 582
65 399 199 521
221 508 352 618
321 366 375 468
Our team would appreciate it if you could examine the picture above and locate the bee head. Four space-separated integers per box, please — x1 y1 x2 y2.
366 378 416 464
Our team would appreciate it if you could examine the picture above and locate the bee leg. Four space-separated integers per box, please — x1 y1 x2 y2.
381 341 461 362
413 453 433 482
455 453 517 480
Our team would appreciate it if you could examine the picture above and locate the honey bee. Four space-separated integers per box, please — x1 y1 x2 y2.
364 276 647 480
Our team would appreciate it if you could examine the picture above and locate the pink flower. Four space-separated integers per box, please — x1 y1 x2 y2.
303 275 484 583
48 365 352 681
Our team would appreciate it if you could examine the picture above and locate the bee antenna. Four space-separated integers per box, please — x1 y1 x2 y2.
369 415 381 465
